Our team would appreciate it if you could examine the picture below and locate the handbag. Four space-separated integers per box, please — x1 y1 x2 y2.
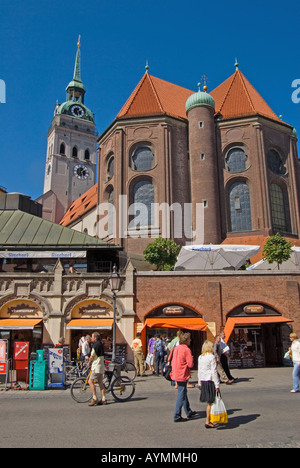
210 391 228 424
164 350 174 381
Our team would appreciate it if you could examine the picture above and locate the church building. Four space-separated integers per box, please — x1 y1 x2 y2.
60 58 300 257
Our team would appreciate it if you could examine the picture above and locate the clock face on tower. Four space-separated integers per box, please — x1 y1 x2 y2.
70 104 85 118
74 164 89 180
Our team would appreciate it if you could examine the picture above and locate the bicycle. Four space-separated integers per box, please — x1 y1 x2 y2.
65 358 89 386
70 362 135 403
104 356 137 381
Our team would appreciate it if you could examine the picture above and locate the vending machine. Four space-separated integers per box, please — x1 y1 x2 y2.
13 342 30 389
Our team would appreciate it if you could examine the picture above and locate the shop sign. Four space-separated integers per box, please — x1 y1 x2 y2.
0 341 6 360
48 348 64 374
8 303 38 316
0 251 86 258
243 305 265 314
0 362 7 375
78 303 109 316
163 307 184 316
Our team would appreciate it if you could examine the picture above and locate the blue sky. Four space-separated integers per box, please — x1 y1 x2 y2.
0 0 299 201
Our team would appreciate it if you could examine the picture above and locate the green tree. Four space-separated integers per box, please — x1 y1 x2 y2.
143 238 181 271
262 233 292 269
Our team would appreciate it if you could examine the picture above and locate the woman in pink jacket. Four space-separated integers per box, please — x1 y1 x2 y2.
169 332 197 422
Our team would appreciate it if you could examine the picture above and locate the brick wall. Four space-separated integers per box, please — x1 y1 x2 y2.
135 271 300 335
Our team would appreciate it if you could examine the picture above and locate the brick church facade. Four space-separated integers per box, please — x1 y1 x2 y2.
61 64 300 257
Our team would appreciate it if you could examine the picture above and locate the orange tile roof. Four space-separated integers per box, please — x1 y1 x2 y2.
117 69 281 123
210 69 281 122
59 184 98 226
222 235 300 264
117 72 193 120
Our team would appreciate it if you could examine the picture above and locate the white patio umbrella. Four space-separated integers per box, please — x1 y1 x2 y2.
247 246 300 271
174 244 260 271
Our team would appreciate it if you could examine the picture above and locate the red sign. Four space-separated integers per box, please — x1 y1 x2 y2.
14 342 29 361
0 341 6 360
0 362 7 374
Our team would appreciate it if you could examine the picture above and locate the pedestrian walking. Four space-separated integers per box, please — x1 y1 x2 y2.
289 332 300 393
88 332 107 406
219 330 236 381
198 340 220 428
81 335 91 361
214 335 233 384
169 332 196 422
153 334 166 375
131 332 145 376
146 336 156 374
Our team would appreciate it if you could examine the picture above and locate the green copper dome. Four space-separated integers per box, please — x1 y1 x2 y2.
55 101 95 123
186 84 215 113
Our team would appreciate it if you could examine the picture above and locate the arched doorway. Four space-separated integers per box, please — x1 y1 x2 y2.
66 299 114 357
223 303 293 367
143 304 207 364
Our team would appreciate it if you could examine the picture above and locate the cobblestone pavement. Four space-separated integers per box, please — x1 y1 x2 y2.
0 367 299 448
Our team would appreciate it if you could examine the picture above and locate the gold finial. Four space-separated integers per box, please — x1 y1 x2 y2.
77 35 81 47
202 75 208 92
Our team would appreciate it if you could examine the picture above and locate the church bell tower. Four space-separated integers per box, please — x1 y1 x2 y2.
40 36 97 223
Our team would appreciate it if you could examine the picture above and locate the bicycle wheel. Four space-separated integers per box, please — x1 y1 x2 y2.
110 375 135 402
122 361 137 380
70 377 92 403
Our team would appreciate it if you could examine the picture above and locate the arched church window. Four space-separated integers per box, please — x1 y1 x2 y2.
225 148 248 173
131 146 154 171
229 182 252 232
107 188 114 236
84 149 90 160
131 179 154 227
72 146 78 158
267 149 286 175
60 143 65 155
107 156 114 180
270 184 290 233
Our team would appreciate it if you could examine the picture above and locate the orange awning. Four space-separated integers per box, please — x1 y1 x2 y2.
0 319 43 330
145 317 207 331
66 319 114 330
223 316 294 343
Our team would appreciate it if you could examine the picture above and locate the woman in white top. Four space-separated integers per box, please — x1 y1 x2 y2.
290 333 300 393
198 340 220 428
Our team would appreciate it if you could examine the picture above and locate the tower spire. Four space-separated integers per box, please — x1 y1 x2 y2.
73 35 82 83
66 35 86 103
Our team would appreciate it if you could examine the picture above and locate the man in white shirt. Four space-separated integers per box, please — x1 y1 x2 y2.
81 335 91 361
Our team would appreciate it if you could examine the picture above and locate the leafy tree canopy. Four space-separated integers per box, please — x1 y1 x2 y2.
143 238 181 271
262 233 292 269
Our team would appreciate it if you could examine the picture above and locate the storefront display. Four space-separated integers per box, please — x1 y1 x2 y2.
228 327 265 368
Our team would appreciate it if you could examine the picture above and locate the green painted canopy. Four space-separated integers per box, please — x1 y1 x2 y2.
0 210 119 250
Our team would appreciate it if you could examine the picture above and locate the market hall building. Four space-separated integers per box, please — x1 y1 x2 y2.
0 195 299 369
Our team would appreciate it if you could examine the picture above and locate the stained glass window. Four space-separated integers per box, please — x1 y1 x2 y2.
226 148 247 173
132 147 154 171
229 182 252 232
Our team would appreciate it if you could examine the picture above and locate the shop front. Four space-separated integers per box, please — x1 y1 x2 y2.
0 299 44 360
223 304 293 368
141 305 208 360
66 299 116 358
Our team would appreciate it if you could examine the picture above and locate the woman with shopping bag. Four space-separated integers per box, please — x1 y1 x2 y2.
198 340 225 428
